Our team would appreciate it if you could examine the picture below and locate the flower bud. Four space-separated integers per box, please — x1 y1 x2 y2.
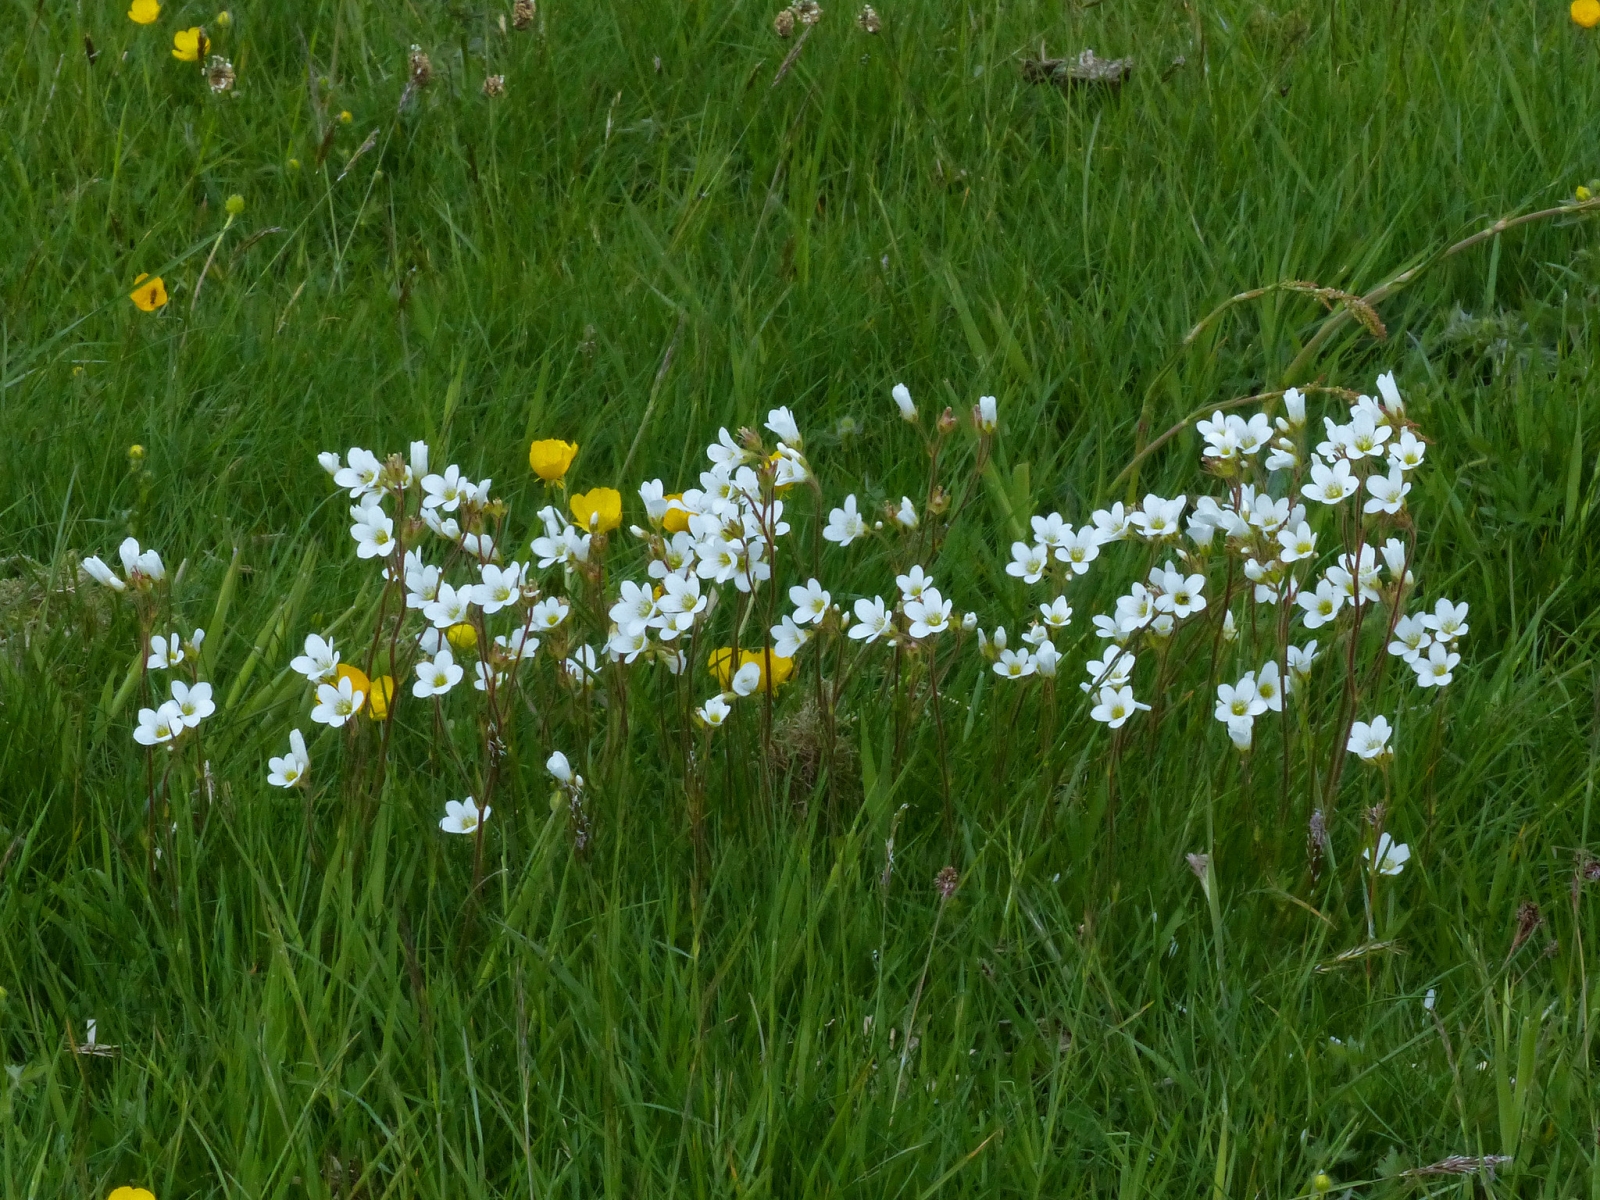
891 382 916 422
936 406 957 436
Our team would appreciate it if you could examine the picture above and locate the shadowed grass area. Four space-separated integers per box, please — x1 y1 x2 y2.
5 0 1600 1196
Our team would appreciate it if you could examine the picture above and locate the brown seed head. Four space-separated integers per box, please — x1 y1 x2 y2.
512 0 535 29
409 45 433 89
773 7 796 36
934 866 959 901
857 5 880 32
205 55 235 94
482 74 506 96
794 0 822 24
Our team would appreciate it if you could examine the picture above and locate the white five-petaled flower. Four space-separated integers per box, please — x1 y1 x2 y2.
609 580 657 635
652 574 705 639
146 632 185 670
1277 521 1317 563
1090 684 1149 729
1424 598 1468 643
1039 596 1073 628
1131 494 1186 540
765 406 802 447
1031 512 1071 552
311 675 365 727
1082 647 1134 693
1253 661 1283 712
424 582 473 629
334 448 384 498
1413 641 1459 688
133 702 184 746
1388 428 1426 472
351 504 396 559
790 578 831 624
1297 579 1345 629
696 694 732 727
169 680 214 728
440 796 489 834
1308 458 1359 504
608 627 649 664
267 729 310 788
770 615 811 658
1388 613 1431 663
1057 524 1103 573
1006 541 1048 584
1151 563 1207 619
290 634 340 683
892 497 919 530
547 751 583 789
1364 831 1410 876
1091 502 1132 543
1363 464 1411 515
993 648 1035 680
529 596 571 631
414 648 465 698
473 562 525 614
896 565 933 600
1285 640 1318 691
849 596 894 643
421 464 468 511
730 661 763 697
1347 715 1394 762
823 495 868 546
1215 675 1267 724
904 587 952 638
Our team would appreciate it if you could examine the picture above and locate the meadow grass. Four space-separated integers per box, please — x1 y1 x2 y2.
6 0 1600 1195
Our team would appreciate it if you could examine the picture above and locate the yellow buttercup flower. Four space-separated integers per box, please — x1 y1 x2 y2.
661 493 690 534
365 675 396 720
708 648 795 695
108 1188 158 1200
570 487 622 534
528 438 579 482
339 109 353 124
129 274 168 312
1575 0 1600 26
446 623 478 652
128 0 160 23
172 27 209 62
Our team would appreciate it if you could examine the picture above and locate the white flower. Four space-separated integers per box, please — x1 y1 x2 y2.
1388 429 1426 472
823 495 868 546
1281 387 1306 428
421 464 468 511
423 506 462 543
1039 596 1073 628
892 497 919 530
311 675 365 727
529 596 571 632
766 406 802 446
790 578 831 624
607 627 649 664
117 537 166 583
547 751 578 786
1197 410 1239 461
904 588 952 638
1286 640 1318 690
1131 494 1186 540
1413 641 1459 688
894 566 931 602
1363 464 1411 515
975 395 997 433
1082 647 1134 693
1114 583 1155 632
1057 525 1102 574
1231 412 1273 456
81 555 126 591
1090 685 1148 728
1388 613 1432 663
1264 439 1300 473
290 634 340 683
317 450 342 476
1424 598 1469 643
1020 622 1049 648
495 627 538 662
440 796 489 834
409 440 430 479
730 661 763 697
424 582 473 629
994 648 1036 680
461 530 495 561
1254 661 1283 712
414 648 464 698
1221 610 1238 643
334 448 384 498
696 694 732 727
891 382 916 421
146 632 185 670
351 506 396 559
405 559 441 609
473 562 525 614
962 611 978 631
1347 715 1393 762
267 729 310 788
1215 675 1267 723
1151 563 1206 619
1030 512 1071 552
706 427 752 469
1005 541 1048 584
563 645 600 686
133 701 184 746
1297 579 1345 629
638 480 670 526
1277 521 1318 563
1375 371 1405 418
609 580 658 636
1225 715 1254 751
1091 502 1132 543
849 596 894 643
1380 537 1413 585
1364 831 1410 876
770 616 811 659
1308 458 1359 504
1033 641 1060 678
652 574 706 639
169 680 214 728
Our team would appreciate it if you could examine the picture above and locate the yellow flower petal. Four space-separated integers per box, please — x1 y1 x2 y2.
108 1189 158 1200
570 486 622 535
446 623 478 651
129 275 168 312
528 438 578 482
127 0 160 23
365 675 395 720
661 493 690 534
172 27 209 61
1575 0 1600 27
